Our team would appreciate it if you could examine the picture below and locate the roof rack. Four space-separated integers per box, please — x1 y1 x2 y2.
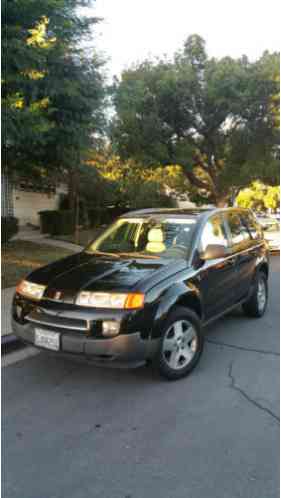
121 207 213 218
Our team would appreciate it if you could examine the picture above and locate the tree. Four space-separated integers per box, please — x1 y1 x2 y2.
112 35 280 206
2 4 56 173
2 0 106 180
86 150 185 208
2 0 107 241
264 186 280 211
42 51 106 210
236 182 280 212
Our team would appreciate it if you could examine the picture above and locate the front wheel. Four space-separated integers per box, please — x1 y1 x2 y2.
242 272 268 318
156 307 204 381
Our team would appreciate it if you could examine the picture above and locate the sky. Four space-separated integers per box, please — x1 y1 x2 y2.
90 0 280 80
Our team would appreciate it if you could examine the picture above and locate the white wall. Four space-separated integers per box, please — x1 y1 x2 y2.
13 185 67 226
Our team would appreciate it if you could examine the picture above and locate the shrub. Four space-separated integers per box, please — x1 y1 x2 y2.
1 217 19 244
39 210 75 236
39 210 58 234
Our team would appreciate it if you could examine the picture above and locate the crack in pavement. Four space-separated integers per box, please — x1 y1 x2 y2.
206 339 280 357
228 361 280 424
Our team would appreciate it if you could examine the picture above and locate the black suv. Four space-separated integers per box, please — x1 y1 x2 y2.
12 208 269 380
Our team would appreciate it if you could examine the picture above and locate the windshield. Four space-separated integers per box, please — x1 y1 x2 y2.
85 217 197 259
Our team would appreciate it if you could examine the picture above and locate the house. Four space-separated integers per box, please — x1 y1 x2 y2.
1 174 67 227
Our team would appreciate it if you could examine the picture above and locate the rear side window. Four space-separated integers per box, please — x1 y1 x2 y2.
241 212 263 240
200 215 229 252
226 212 251 247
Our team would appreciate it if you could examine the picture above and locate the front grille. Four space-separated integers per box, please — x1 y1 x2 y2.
26 309 89 333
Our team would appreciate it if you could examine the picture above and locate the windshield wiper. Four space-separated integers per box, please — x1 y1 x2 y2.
85 250 121 259
118 252 160 259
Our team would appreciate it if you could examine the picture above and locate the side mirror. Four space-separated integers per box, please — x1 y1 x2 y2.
201 244 228 261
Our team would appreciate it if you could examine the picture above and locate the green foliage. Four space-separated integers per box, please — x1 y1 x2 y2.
112 35 280 205
120 180 176 210
236 182 280 211
1 217 19 244
264 186 280 210
85 151 180 208
65 157 176 225
2 0 106 180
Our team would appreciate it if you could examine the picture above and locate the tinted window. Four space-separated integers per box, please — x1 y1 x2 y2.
242 212 263 240
227 212 250 246
200 215 228 252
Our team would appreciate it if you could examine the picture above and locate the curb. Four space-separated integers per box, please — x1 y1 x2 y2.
1 334 25 355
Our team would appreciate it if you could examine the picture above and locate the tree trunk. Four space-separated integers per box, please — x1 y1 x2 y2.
68 168 77 211
75 191 80 245
67 166 80 242
214 194 229 207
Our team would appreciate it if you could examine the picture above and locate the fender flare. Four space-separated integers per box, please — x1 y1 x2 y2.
149 282 203 339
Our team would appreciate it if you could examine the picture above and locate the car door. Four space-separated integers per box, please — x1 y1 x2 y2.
224 211 255 303
197 213 236 321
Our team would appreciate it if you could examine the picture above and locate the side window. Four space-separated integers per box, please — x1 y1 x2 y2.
227 212 250 247
241 212 263 240
200 215 229 252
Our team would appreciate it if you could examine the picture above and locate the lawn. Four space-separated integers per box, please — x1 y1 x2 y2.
2 240 74 289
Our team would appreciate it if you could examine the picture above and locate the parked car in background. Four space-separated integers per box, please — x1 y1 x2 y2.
12 208 269 380
269 213 280 222
257 216 280 252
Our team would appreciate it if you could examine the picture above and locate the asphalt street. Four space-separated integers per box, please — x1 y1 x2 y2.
2 256 280 498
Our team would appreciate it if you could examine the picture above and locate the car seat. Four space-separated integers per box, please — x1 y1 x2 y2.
146 228 166 253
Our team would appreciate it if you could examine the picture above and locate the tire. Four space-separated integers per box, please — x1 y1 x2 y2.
155 306 204 381
242 271 268 318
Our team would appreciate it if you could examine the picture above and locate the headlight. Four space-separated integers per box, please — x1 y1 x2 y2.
16 280 46 300
102 320 120 337
76 291 144 309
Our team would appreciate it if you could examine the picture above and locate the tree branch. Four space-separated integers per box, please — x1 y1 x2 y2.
182 168 211 191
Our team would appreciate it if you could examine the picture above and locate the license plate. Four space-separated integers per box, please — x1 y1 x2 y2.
35 329 60 351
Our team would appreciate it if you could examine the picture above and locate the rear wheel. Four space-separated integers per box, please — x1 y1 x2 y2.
242 271 268 318
156 307 204 380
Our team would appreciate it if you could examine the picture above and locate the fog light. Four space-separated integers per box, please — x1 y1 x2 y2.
102 321 120 337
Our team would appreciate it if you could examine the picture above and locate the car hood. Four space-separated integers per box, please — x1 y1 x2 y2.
27 252 185 303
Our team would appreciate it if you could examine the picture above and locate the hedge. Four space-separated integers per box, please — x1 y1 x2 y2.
38 210 58 234
87 206 129 227
39 210 75 236
2 217 19 244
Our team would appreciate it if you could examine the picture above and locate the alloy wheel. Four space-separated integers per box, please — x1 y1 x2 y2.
162 319 197 370
257 278 266 313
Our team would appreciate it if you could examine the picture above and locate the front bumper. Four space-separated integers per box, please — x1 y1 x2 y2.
11 317 159 367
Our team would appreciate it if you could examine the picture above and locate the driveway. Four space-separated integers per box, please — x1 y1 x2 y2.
2 257 279 498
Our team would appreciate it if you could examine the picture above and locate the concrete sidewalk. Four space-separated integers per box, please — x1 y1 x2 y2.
25 236 82 252
13 228 83 252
